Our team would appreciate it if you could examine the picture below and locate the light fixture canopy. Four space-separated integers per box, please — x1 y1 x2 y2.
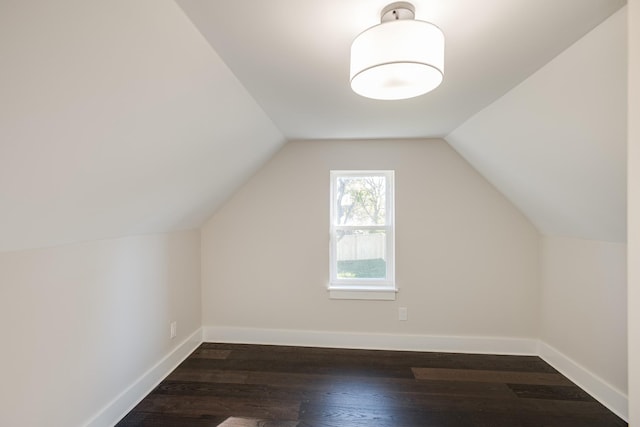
350 2 444 100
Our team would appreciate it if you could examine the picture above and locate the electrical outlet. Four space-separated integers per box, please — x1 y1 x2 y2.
398 307 408 321
170 321 177 339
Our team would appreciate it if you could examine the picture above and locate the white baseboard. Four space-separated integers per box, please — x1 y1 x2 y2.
203 326 538 355
84 328 203 427
538 341 628 422
84 326 627 425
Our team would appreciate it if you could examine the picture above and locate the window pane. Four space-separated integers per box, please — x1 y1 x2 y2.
335 176 386 226
336 229 387 279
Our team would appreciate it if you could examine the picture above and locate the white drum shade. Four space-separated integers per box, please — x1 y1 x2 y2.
350 19 444 100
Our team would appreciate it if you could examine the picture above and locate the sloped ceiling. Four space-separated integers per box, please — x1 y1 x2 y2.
176 0 624 139
0 0 627 251
447 7 627 242
0 0 285 252
176 0 626 242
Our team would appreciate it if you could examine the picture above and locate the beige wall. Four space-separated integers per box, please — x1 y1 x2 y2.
628 0 639 423
0 230 201 427
201 139 539 338
540 236 627 393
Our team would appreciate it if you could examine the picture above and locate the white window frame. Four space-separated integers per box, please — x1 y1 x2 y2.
329 170 396 300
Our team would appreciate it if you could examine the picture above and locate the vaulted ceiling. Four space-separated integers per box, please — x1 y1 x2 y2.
447 6 627 242
0 0 284 251
0 0 627 252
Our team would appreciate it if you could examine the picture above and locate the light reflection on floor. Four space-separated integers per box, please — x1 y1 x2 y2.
216 417 298 426
214 378 404 426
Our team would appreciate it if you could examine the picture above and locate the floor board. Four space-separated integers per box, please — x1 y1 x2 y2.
117 343 627 427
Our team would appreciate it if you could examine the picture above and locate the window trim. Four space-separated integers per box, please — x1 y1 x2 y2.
329 170 396 300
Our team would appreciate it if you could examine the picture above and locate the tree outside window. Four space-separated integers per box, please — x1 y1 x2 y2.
330 171 395 288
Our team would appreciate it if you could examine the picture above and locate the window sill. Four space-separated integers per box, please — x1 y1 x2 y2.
328 286 398 300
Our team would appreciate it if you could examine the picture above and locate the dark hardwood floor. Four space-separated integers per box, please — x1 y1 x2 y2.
117 343 626 427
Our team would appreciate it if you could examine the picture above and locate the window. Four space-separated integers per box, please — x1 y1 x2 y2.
329 170 396 300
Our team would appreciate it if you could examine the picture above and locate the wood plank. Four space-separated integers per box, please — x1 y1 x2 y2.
412 367 573 385
166 368 248 384
190 348 232 359
181 356 415 379
507 383 595 401
133 394 299 420
117 412 227 426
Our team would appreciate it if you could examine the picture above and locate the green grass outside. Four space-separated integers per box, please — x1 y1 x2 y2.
337 258 386 279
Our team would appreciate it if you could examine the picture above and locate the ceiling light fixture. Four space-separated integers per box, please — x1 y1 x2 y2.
350 2 445 100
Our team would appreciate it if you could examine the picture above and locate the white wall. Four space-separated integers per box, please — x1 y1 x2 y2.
628 0 639 423
539 236 627 395
0 0 284 252
447 7 627 242
201 139 540 341
0 230 201 427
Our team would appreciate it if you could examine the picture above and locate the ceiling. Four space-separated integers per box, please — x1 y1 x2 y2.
0 0 627 252
176 0 625 139
177 0 628 242
448 6 627 242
